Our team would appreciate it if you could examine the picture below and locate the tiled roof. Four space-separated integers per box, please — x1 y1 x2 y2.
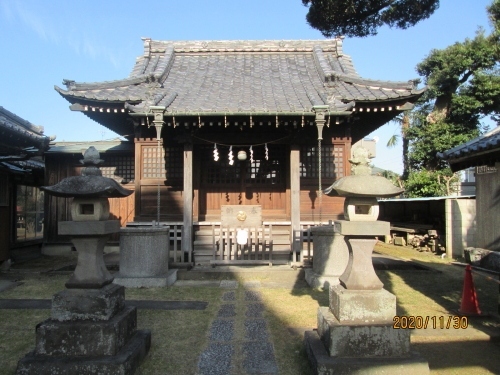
0 106 54 157
55 38 424 115
47 140 133 154
438 126 500 171
0 159 45 174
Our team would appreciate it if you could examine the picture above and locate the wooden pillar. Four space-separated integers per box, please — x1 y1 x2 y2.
183 143 193 254
290 145 300 251
133 138 142 221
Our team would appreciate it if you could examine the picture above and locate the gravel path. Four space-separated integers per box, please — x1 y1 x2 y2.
197 283 278 375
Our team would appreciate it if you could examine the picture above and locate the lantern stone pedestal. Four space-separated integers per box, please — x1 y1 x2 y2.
16 221 151 375
16 146 150 375
305 225 349 289
113 226 178 288
304 220 429 375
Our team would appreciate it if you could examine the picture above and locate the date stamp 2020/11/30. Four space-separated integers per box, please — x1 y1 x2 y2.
393 315 468 329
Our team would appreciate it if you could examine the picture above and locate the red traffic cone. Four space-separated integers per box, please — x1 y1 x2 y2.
458 265 482 316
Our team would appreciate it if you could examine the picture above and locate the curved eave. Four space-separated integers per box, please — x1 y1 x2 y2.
60 74 157 91
331 74 419 91
55 85 144 103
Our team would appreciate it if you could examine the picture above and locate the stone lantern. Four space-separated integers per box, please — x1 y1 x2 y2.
17 147 151 375
304 147 429 374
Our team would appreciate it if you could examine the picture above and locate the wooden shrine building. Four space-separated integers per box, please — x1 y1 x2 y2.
52 38 423 264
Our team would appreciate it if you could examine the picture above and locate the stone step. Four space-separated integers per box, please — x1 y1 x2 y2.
194 250 291 264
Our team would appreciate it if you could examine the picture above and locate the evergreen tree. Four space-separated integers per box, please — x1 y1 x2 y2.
404 0 500 197
302 0 439 37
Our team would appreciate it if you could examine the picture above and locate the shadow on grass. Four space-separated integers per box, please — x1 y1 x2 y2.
412 339 500 374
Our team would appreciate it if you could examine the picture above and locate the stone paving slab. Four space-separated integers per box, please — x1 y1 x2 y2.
198 289 278 375
245 303 265 318
221 291 236 301
0 299 208 310
197 342 235 375
217 303 237 318
244 319 269 341
220 280 238 289
244 290 262 302
209 319 235 342
242 341 279 374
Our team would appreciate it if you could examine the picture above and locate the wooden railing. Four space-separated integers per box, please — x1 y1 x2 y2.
211 224 274 266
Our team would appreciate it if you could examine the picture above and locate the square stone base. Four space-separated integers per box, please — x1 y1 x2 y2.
317 307 410 357
305 269 340 289
36 306 137 356
330 285 396 324
17 330 151 375
51 283 125 321
113 269 178 288
304 330 429 375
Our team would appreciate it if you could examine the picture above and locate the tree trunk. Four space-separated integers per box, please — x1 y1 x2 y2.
402 113 410 180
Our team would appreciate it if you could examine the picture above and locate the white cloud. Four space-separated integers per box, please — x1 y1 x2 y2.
13 1 60 44
1 1 117 67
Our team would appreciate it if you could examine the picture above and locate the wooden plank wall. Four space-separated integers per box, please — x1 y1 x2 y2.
133 135 352 223
299 136 350 221
134 138 184 221
198 188 287 220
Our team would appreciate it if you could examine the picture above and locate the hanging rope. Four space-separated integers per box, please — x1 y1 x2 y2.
156 137 161 225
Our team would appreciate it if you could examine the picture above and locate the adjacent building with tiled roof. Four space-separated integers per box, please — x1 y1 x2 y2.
51 37 425 264
439 126 500 251
438 125 500 172
0 107 54 265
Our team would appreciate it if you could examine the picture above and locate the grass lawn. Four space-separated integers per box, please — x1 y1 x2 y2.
1 244 500 374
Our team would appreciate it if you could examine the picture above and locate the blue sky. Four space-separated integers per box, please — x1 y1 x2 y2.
0 0 494 174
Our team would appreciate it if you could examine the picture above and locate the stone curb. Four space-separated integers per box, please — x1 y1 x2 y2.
0 299 208 310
